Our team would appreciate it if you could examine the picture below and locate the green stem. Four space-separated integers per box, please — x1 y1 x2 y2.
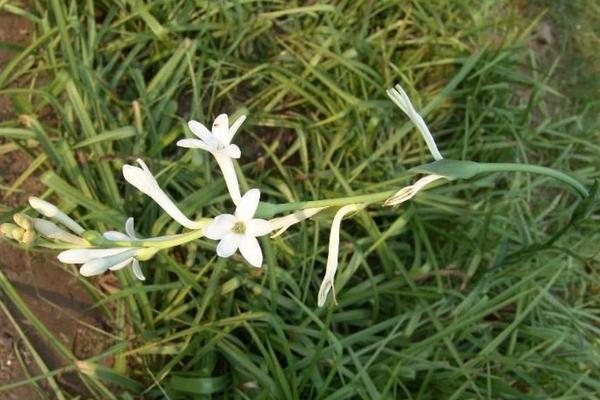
477 162 588 198
256 190 397 219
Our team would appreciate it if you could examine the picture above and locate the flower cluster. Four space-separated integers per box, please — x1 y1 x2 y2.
2 86 448 307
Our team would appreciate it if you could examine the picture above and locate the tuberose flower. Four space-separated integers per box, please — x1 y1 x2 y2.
204 188 271 267
58 245 156 279
386 85 447 207
318 204 362 307
177 114 246 205
386 84 443 161
123 159 203 230
268 207 326 238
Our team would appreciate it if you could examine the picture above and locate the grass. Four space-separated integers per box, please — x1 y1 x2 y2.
1 0 599 398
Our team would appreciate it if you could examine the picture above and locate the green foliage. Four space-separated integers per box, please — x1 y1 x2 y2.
1 0 599 398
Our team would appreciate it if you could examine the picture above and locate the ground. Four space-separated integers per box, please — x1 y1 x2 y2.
0 6 104 399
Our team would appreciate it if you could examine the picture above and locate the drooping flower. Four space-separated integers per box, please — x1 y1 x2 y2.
177 114 246 205
386 85 448 207
318 204 362 307
384 174 445 207
122 159 203 230
203 188 271 268
386 84 443 161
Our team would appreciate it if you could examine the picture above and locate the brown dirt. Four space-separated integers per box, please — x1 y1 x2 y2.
0 4 108 399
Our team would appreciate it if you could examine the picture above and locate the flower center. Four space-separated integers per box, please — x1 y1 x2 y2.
232 221 246 234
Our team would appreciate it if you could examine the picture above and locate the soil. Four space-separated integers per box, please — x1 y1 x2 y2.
0 5 107 399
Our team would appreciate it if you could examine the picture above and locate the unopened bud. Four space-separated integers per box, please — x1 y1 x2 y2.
11 227 25 241
33 218 89 246
22 230 37 245
1 223 18 238
13 213 33 230
28 197 85 234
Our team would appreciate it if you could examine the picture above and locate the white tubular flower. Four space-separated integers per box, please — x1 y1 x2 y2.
268 207 327 238
58 246 157 279
386 84 443 161
204 188 272 268
318 204 362 307
33 218 89 246
123 159 203 230
177 114 246 205
100 217 147 280
29 197 85 234
384 174 445 207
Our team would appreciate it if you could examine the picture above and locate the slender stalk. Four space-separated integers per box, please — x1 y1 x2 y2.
256 190 397 219
477 163 588 197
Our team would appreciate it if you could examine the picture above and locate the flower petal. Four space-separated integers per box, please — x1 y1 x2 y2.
58 248 134 264
225 144 241 159
246 218 272 237
103 231 131 241
131 259 145 281
176 138 212 152
79 249 141 277
212 113 229 144
188 120 216 145
108 258 133 271
235 189 260 221
125 217 138 239
226 115 246 144
239 235 263 268
216 232 241 257
204 214 236 240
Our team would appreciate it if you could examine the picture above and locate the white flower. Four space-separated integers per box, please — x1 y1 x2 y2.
384 174 445 207
58 241 157 280
29 197 85 234
177 114 246 205
203 188 271 268
123 159 203 230
386 84 443 161
268 207 326 238
318 204 362 307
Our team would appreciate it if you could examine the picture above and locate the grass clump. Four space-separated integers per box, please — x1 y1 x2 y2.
1 0 599 398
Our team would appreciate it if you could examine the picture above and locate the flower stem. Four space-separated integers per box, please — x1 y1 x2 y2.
256 190 397 218
476 162 588 198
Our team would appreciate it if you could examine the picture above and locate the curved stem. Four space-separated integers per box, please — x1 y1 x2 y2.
477 163 588 197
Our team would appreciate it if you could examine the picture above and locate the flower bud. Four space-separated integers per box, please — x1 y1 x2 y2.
22 230 37 245
28 197 85 234
13 213 33 230
33 218 89 245
1 223 17 237
11 227 25 241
